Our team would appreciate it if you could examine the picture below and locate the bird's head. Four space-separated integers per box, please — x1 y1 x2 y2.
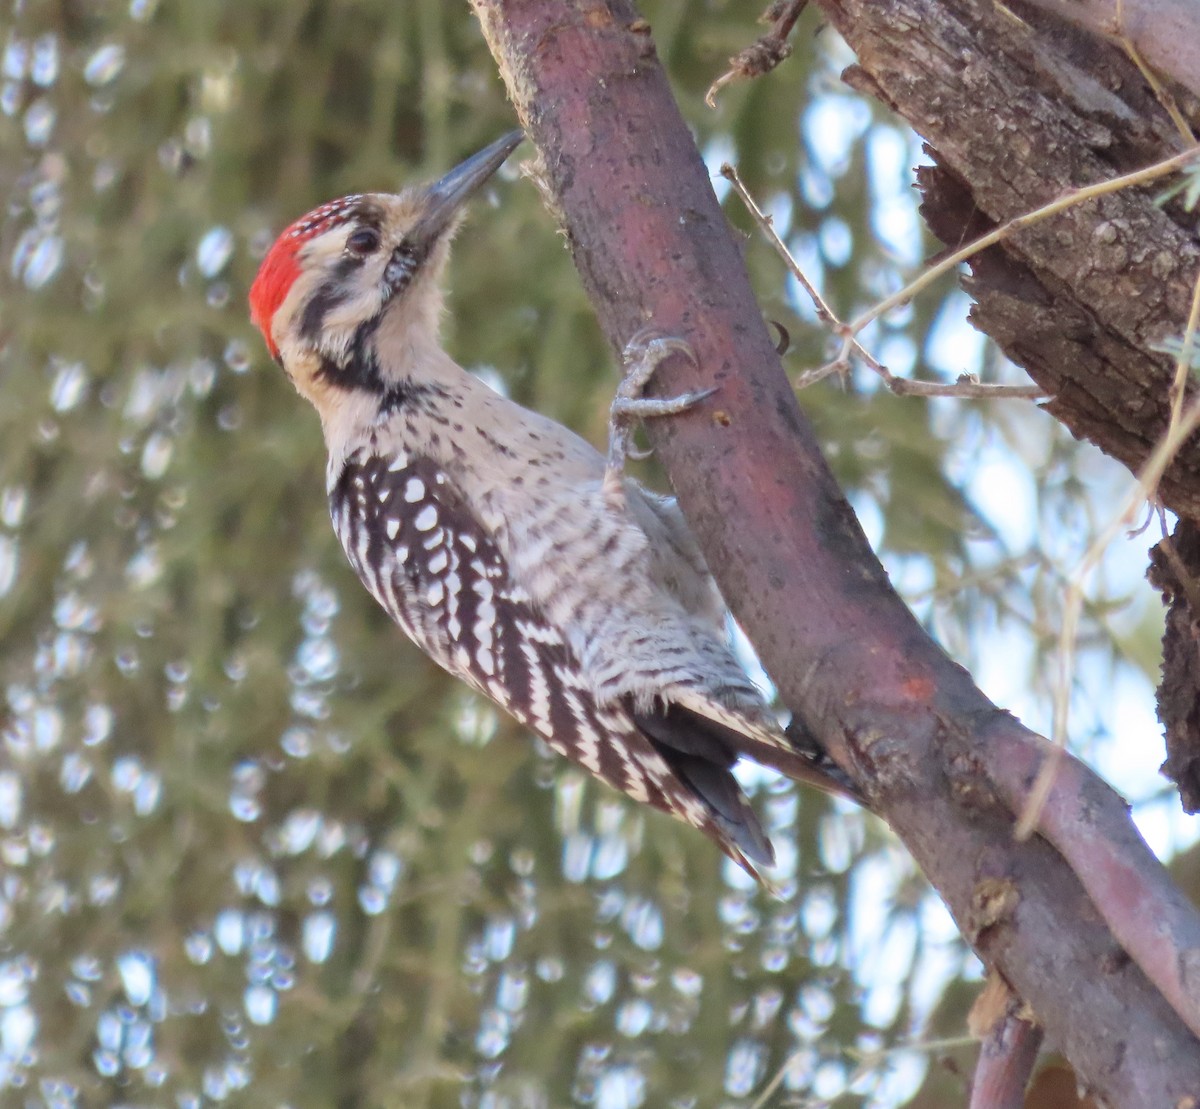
249 131 523 410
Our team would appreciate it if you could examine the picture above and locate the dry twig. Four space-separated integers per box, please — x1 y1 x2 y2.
706 0 808 109
1112 0 1196 142
748 1033 978 1109
720 163 1049 399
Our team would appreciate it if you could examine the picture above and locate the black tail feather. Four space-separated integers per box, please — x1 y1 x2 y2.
630 700 775 868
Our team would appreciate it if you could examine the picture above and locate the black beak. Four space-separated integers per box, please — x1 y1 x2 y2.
408 130 524 248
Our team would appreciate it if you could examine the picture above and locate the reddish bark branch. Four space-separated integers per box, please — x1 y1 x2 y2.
469 0 1200 1101
980 724 1200 1041
969 1006 1043 1109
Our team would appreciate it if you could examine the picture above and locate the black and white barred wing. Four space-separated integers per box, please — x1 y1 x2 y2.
328 450 775 870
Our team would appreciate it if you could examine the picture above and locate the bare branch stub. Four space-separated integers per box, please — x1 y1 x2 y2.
705 0 808 107
471 0 1200 1098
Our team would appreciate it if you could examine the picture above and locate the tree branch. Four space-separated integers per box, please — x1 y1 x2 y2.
470 0 1200 1101
981 722 1200 1041
968 976 1043 1109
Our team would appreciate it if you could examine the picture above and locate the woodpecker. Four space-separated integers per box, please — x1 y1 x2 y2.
249 130 856 875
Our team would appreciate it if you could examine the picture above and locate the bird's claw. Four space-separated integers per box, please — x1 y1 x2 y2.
604 329 717 497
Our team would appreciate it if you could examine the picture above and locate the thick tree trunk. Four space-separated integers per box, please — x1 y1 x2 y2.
471 0 1200 1103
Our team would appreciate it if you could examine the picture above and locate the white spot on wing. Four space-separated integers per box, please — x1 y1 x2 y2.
404 477 425 503
517 618 562 646
564 690 602 774
521 640 552 730
622 764 650 802
414 505 438 531
377 567 403 625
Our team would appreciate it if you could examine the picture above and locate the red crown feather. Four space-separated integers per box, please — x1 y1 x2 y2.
249 195 363 358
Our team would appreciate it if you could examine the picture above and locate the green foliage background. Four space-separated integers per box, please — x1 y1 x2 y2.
0 2 1183 1107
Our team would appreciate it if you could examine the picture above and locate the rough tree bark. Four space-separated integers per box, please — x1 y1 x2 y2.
1149 519 1200 811
810 0 1200 815
469 0 1200 1104
826 0 1200 515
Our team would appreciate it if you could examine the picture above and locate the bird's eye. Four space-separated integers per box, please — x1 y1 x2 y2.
346 227 381 255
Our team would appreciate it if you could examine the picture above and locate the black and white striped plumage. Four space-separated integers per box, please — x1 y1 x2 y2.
329 450 732 851
250 132 856 874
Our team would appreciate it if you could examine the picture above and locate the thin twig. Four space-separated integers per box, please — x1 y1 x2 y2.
720 163 1050 400
794 358 849 391
720 163 840 326
748 1034 977 1109
1126 497 1157 539
849 146 1200 337
869 373 1047 400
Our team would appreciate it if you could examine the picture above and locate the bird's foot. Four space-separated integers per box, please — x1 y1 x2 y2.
604 327 717 497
